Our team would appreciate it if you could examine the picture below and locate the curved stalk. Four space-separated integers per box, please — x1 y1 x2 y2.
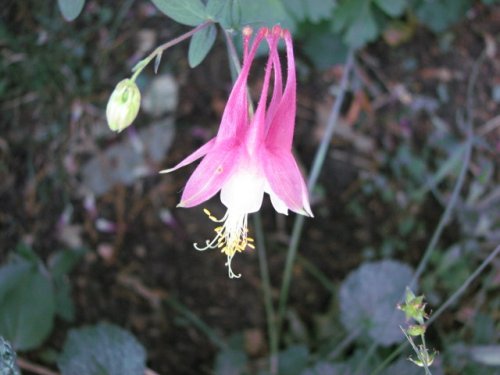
131 21 213 80
277 50 355 339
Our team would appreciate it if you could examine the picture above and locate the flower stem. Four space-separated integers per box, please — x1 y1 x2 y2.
420 334 432 375
427 243 500 326
131 20 213 81
164 296 227 350
223 29 242 78
359 48 484 375
253 214 279 374
277 50 355 340
357 99 472 374
371 243 500 375
224 29 277 372
296 253 336 295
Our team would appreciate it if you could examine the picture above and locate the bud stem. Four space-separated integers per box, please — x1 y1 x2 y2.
131 20 214 81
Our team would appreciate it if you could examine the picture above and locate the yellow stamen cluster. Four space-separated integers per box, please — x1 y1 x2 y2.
194 208 255 278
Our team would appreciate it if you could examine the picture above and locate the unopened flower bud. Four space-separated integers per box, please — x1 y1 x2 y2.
407 324 426 336
398 287 428 324
106 79 141 132
409 348 436 368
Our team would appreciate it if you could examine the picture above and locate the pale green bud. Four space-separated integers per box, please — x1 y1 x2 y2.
398 287 428 324
409 348 436 367
406 324 426 336
106 79 141 132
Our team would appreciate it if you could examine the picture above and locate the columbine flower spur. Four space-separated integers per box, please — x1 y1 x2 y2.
161 26 313 278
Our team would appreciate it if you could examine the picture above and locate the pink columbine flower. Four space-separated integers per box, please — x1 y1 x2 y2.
161 26 313 278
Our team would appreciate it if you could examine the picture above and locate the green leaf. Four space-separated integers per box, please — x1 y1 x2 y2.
214 349 247 375
373 0 407 17
287 0 336 23
278 345 309 375
331 0 364 32
302 22 348 69
206 0 240 29
239 0 296 31
14 243 39 264
58 323 146 375
0 262 55 351
0 262 32 301
57 0 86 21
343 4 378 48
206 0 226 19
414 142 466 199
415 0 471 33
151 0 207 26
48 248 86 278
54 278 75 322
332 0 379 48
188 24 217 68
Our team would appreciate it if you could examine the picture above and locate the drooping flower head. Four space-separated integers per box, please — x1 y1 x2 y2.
161 26 312 278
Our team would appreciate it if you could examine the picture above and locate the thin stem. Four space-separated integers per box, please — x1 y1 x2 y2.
409 52 484 290
17 357 160 375
223 29 242 78
370 344 404 375
360 47 484 375
408 122 473 290
17 358 58 375
371 243 500 375
306 52 354 190
109 0 136 40
254 214 279 374
164 296 227 350
465 51 486 128
277 50 355 339
327 327 361 361
116 273 226 351
296 253 336 295
358 98 472 375
427 243 500 326
420 334 432 375
131 21 213 80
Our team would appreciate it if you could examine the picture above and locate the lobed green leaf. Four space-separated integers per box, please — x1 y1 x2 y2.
188 23 218 68
57 0 86 21
58 322 147 375
373 0 408 17
48 248 86 279
0 261 55 351
151 0 207 26
287 0 336 23
206 0 241 29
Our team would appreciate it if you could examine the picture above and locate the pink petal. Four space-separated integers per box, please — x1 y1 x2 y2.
160 138 215 174
265 28 283 130
216 29 266 141
178 140 242 208
246 32 278 153
261 147 313 217
265 30 296 151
